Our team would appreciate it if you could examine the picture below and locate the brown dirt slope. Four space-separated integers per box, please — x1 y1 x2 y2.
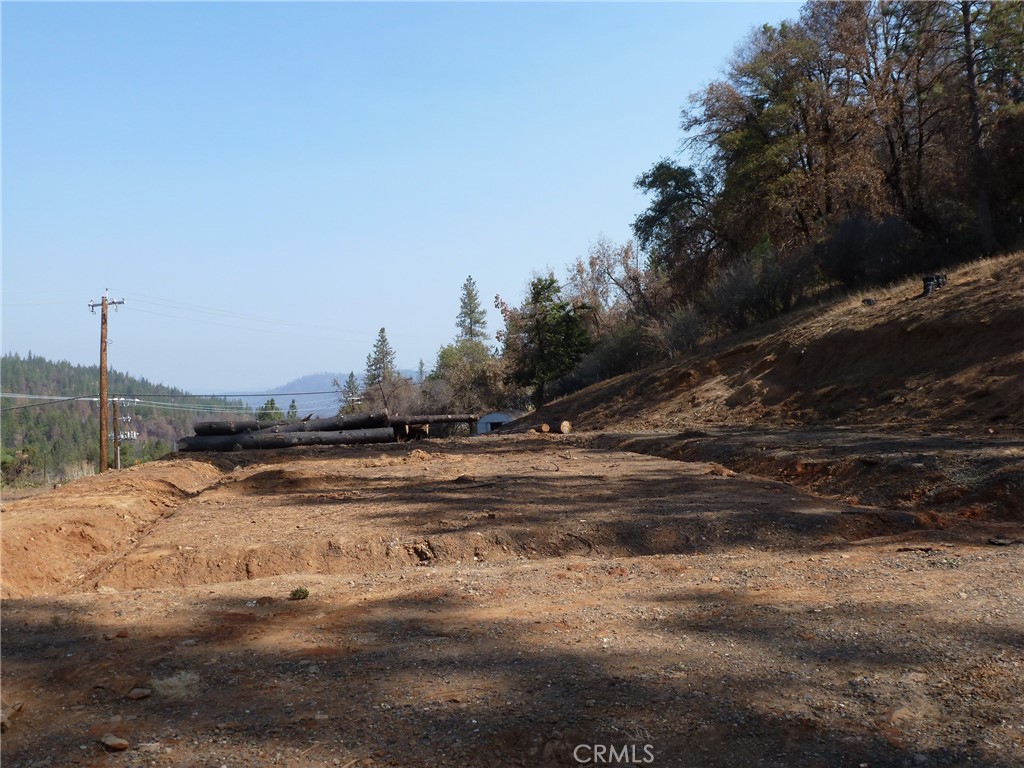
526 252 1024 435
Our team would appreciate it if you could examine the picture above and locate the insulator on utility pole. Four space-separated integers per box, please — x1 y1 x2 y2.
88 293 125 472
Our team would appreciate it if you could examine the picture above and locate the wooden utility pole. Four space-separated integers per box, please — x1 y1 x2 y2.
89 293 125 473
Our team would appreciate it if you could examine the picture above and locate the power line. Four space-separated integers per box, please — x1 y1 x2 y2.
1 391 342 413
0 393 95 400
2 389 339 401
125 306 351 342
132 398 252 414
0 395 94 412
107 389 340 399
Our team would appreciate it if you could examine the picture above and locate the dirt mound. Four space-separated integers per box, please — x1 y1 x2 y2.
526 253 1024 435
2 439 927 598
0 458 222 597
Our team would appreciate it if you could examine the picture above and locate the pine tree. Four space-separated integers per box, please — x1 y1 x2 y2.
256 398 285 423
287 399 298 419
456 276 488 342
364 328 397 390
500 275 591 408
339 372 362 414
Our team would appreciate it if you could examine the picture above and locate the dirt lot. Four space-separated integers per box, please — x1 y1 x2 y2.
2 432 1022 768
3 254 1024 767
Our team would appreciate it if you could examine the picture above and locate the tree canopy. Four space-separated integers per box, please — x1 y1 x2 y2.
497 276 592 408
456 275 488 343
364 328 397 391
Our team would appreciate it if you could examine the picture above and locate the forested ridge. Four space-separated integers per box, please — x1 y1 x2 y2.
415 1 1024 414
1 352 248 484
338 2 1023 420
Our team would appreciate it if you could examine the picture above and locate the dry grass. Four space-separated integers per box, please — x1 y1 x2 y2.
151 671 203 701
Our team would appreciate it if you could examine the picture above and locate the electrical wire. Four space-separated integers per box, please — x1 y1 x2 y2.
107 390 340 399
0 395 94 412
132 399 253 414
0 393 93 400
1 391 341 414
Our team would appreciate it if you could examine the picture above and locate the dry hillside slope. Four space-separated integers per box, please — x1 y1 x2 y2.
526 252 1024 435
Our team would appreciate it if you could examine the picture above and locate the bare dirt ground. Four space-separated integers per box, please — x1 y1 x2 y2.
2 254 1023 767
2 433 1022 768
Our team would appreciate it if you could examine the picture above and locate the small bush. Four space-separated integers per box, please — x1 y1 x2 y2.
548 321 652 399
289 587 309 601
820 213 920 288
646 303 707 360
701 245 812 331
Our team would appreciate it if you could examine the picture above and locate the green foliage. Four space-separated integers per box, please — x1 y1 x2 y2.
426 339 499 414
417 277 517 416
1 352 248 484
286 399 299 419
335 371 362 414
498 276 592 408
682 0 1019 275
361 328 416 412
255 398 285 423
456 275 488 342
364 328 396 391
633 160 717 289
289 587 309 601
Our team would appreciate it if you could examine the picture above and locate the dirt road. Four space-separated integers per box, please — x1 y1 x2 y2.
2 434 1022 767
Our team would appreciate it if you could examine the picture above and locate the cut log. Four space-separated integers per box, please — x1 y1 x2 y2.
539 423 551 433
389 414 478 426
392 424 431 442
193 419 282 436
257 411 389 434
195 411 389 436
177 428 396 452
559 420 572 434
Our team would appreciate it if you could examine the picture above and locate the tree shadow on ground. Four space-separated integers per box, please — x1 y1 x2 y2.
3 576 1021 768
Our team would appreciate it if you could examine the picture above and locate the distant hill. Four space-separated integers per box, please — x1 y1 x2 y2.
1 353 250 484
239 370 423 418
234 373 345 418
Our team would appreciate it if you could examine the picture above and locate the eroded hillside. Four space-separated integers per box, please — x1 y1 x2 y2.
526 253 1024 434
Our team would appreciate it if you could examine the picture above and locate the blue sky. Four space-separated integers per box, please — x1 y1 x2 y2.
2 1 800 393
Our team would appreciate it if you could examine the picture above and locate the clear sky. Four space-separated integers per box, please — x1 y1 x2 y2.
2 1 800 394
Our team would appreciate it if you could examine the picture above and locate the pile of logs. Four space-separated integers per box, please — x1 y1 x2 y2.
176 411 480 452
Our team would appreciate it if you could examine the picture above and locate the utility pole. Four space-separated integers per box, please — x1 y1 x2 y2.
88 293 125 473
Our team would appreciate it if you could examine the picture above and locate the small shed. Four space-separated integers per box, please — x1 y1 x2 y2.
476 411 525 434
